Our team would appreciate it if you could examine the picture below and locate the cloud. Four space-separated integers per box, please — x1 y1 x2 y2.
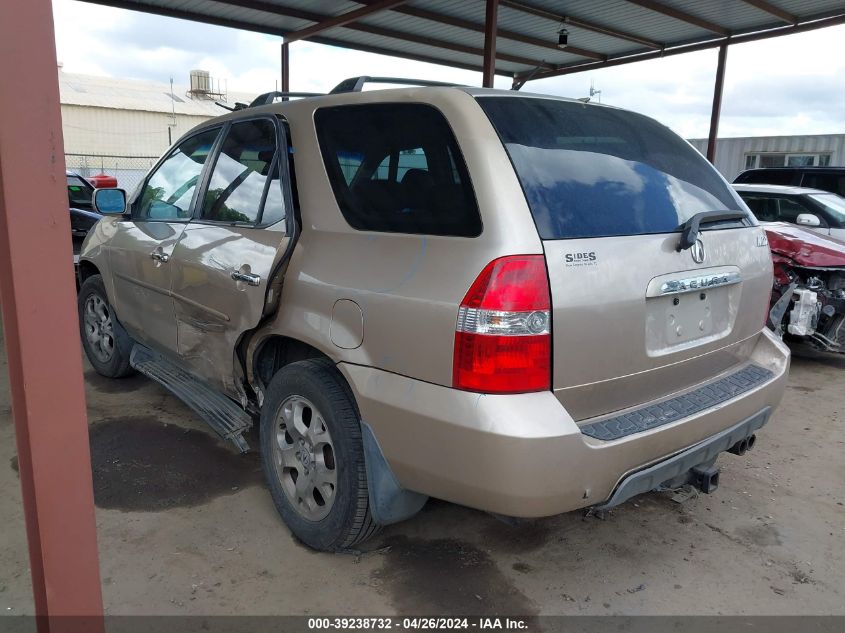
52 0 845 138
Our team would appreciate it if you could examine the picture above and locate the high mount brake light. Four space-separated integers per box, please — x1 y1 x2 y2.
453 255 551 394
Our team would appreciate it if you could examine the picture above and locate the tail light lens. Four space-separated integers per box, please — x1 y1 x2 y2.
453 255 551 394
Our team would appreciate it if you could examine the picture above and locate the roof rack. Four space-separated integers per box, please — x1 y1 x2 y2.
248 91 325 107
329 76 461 94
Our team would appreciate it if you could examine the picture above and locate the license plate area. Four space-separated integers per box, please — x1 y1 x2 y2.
645 267 741 357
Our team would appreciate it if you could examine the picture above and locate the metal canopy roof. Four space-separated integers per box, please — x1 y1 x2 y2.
83 0 845 86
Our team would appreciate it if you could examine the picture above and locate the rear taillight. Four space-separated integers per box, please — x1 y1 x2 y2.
453 255 551 394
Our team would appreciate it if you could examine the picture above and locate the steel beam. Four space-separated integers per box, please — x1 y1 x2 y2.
706 43 728 164
624 0 729 35
483 0 500 88
515 13 845 84
281 41 290 92
740 0 798 24
283 0 409 43
356 0 606 60
0 1 104 632
500 0 661 49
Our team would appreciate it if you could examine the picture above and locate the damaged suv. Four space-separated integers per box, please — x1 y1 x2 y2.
78 79 790 551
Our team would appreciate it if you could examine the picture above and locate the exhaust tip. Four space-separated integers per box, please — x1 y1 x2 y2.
746 434 757 451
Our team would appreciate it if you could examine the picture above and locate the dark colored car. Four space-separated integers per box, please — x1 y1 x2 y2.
734 167 845 197
67 172 102 258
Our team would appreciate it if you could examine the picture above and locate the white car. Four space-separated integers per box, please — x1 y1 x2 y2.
734 184 845 241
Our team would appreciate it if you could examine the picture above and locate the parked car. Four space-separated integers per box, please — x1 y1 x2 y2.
733 166 845 197
733 184 845 241
77 79 790 551
67 171 102 262
762 222 845 353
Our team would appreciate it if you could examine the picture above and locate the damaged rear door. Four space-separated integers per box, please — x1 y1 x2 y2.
169 116 292 397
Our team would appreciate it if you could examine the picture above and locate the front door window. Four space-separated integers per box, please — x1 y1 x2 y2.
136 128 220 221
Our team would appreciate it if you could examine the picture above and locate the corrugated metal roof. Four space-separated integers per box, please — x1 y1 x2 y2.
81 0 845 84
59 70 257 115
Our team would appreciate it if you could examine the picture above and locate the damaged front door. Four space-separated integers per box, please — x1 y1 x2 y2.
169 117 291 397
108 127 221 353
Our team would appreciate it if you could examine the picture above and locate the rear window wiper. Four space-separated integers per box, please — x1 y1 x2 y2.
676 210 749 251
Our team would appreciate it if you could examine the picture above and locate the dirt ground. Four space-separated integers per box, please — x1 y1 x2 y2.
1 324 844 617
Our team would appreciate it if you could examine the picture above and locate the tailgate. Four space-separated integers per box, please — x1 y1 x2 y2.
544 228 773 419
475 95 774 420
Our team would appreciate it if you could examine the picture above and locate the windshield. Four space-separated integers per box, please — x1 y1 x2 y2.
478 97 748 240
67 175 93 208
808 193 845 225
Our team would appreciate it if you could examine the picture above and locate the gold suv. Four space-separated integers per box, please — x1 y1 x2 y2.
78 78 790 551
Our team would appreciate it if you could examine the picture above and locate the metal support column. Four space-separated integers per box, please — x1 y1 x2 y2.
482 0 499 88
0 1 104 631
281 41 290 93
706 42 729 164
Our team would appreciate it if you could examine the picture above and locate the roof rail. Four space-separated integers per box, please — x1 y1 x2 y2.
248 91 325 107
329 76 461 94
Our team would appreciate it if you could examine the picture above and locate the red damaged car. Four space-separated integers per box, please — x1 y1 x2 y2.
764 223 845 353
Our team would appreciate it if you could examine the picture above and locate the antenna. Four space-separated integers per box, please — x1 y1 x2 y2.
589 79 602 103
167 76 177 145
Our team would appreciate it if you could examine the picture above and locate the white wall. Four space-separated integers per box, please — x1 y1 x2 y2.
689 135 845 180
60 104 214 157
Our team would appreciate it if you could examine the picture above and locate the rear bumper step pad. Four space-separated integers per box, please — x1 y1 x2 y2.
580 364 774 442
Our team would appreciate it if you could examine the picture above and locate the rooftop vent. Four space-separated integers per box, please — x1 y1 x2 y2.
187 69 226 101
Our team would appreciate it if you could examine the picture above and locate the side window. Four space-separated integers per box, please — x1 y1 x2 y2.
315 103 482 237
741 196 777 222
136 128 219 221
201 119 285 225
776 197 813 223
803 174 845 197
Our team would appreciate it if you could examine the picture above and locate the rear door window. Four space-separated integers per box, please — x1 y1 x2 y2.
478 97 748 240
315 104 481 237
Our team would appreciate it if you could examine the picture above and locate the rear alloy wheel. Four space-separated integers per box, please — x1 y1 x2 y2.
272 395 338 521
260 359 380 551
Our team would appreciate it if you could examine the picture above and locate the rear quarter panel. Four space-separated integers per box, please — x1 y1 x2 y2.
261 89 543 386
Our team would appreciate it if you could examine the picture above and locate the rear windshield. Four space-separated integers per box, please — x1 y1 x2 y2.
478 97 746 240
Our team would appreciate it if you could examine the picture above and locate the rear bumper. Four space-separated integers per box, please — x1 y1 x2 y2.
339 328 790 517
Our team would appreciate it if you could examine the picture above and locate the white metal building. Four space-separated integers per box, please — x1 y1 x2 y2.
689 134 845 181
59 67 254 189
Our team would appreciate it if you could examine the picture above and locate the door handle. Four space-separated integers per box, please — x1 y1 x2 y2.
231 270 261 286
150 250 170 263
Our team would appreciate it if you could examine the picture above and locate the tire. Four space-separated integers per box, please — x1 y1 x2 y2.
78 274 134 378
260 358 380 551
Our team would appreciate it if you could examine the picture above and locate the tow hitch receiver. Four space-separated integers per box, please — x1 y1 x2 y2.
690 465 720 494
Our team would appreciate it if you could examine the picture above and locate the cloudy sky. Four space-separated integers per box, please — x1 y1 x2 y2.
52 0 845 139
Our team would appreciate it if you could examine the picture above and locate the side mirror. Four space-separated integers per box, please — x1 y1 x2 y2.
93 188 127 215
796 213 821 228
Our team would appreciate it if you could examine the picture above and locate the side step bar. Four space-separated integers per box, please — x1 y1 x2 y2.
130 345 252 453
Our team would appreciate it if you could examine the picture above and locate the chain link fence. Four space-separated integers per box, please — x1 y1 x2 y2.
65 154 158 193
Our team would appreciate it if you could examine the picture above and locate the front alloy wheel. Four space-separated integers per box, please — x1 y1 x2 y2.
83 294 115 363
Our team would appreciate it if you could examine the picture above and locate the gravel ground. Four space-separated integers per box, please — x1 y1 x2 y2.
1 328 843 617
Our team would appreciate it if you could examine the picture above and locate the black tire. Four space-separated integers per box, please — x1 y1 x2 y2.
260 358 380 551
78 274 134 378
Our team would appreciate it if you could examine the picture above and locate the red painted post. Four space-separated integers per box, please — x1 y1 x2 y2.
482 0 499 88
706 42 729 164
0 1 105 632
